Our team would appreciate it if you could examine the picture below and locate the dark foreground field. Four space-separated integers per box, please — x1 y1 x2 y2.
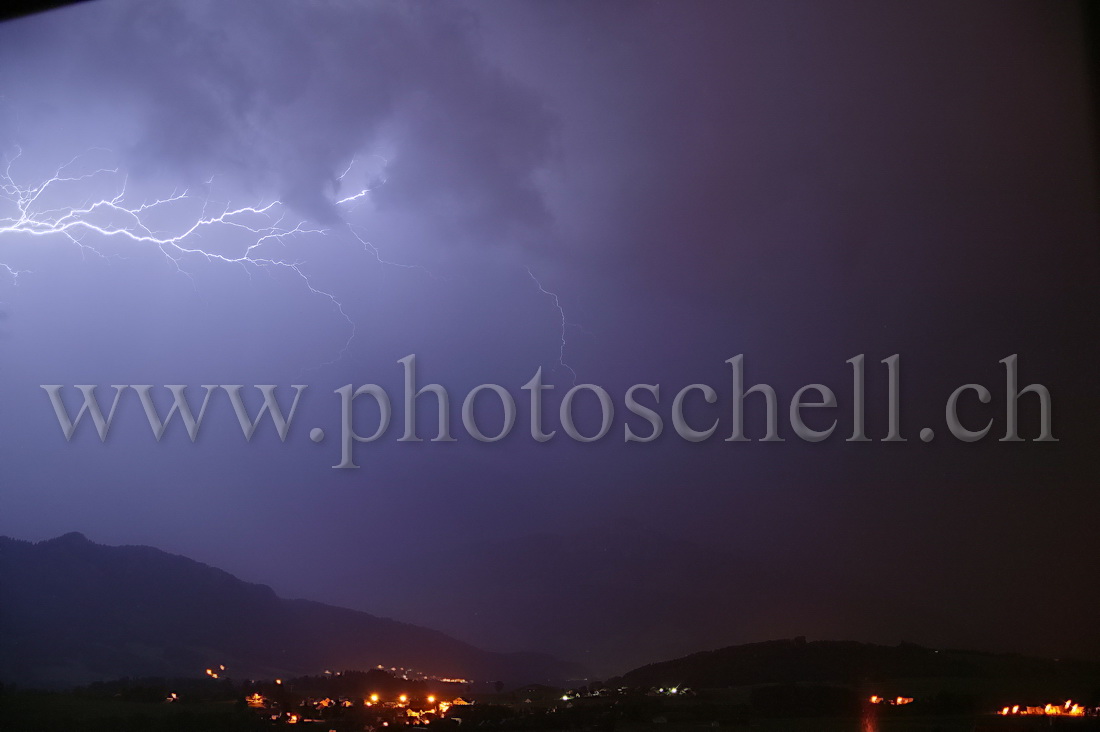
3 689 1100 732
0 691 266 731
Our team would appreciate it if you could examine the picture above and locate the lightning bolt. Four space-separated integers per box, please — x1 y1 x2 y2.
526 266 577 385
0 147 372 366
335 153 388 207
1 147 581 378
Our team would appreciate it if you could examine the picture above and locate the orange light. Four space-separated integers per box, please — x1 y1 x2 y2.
276 679 282 685
370 694 379 703
428 696 436 704
399 694 408 703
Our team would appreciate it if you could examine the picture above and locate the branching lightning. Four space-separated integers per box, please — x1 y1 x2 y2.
0 147 368 364
1 147 581 379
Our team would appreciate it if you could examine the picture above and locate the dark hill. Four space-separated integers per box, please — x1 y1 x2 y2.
0 533 580 688
617 637 1100 693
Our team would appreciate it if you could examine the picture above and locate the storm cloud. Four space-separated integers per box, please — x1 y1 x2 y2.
1 0 556 238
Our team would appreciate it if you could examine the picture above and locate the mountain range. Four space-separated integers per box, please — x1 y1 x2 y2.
5 533 1099 702
0 532 580 688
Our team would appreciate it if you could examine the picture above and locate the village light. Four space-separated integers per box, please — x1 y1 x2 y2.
399 694 408 703
428 696 435 703
371 694 379 702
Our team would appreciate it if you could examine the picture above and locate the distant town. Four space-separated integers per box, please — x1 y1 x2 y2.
4 662 1099 731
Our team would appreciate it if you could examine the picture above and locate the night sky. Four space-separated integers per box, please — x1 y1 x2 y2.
0 1 1097 677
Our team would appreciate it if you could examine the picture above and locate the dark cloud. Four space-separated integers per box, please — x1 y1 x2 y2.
0 0 556 233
